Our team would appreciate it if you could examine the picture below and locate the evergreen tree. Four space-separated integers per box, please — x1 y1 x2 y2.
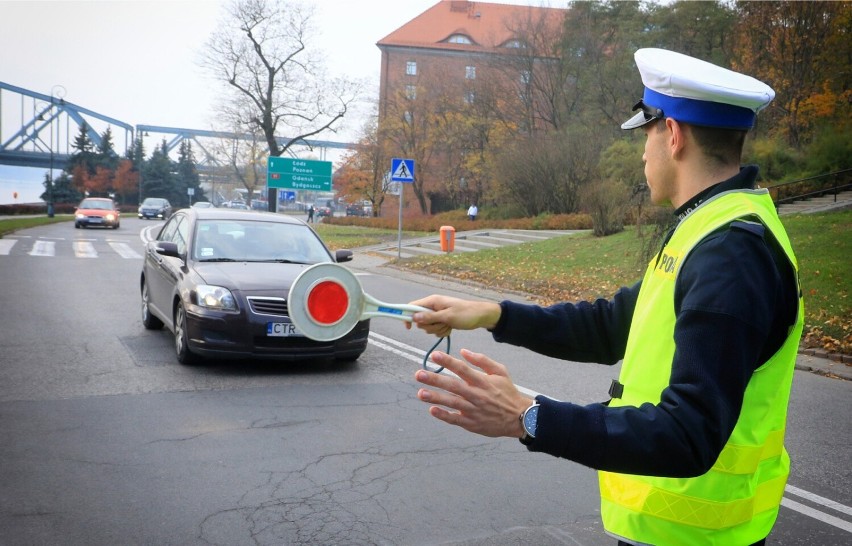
96 126 119 171
177 140 203 205
143 139 178 203
40 171 82 204
126 135 146 203
67 122 96 176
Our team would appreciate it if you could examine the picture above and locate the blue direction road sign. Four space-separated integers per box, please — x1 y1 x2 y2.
391 158 415 183
267 157 332 191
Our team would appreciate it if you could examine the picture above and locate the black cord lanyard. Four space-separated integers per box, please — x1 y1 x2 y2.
422 335 450 373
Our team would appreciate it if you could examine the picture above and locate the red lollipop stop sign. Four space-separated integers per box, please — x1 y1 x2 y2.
306 280 349 324
288 263 429 341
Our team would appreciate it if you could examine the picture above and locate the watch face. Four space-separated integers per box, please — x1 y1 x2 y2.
523 405 539 437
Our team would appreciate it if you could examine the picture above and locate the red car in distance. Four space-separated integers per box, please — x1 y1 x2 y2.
74 197 120 229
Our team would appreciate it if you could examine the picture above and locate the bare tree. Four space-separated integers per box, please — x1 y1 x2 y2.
491 7 569 134
201 0 362 158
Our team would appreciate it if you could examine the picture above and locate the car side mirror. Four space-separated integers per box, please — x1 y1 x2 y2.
335 249 353 263
155 241 182 259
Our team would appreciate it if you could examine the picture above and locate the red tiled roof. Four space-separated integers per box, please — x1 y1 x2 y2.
377 0 564 52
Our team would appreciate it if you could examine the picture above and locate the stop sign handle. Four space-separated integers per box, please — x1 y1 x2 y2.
361 292 429 321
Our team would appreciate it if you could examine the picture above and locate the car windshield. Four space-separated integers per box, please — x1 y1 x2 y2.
80 199 112 210
193 219 331 263
143 199 165 206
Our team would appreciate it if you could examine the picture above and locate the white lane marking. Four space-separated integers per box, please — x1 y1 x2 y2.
786 484 852 517
109 242 143 259
29 240 55 257
782 497 852 533
0 239 17 255
368 332 541 397
73 241 98 258
370 331 852 535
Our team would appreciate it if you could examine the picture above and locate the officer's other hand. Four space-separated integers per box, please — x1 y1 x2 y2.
414 349 530 438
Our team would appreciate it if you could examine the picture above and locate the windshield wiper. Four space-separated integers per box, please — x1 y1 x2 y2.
241 258 307 264
198 257 239 262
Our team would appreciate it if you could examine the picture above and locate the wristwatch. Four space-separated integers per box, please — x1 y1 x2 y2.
519 402 540 445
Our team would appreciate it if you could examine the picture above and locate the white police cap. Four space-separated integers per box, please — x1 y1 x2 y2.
622 48 775 131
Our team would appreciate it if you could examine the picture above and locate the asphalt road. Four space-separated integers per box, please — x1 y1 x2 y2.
0 218 849 545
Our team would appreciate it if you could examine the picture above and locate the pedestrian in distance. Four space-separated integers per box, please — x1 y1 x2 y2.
307 204 314 223
408 48 802 546
467 203 478 221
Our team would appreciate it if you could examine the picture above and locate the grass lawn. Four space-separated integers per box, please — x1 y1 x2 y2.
0 215 73 237
312 223 430 250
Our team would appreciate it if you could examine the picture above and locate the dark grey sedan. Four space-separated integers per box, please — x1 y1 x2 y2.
138 197 173 220
140 208 369 364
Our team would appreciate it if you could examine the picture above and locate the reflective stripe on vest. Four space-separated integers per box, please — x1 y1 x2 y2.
600 471 787 530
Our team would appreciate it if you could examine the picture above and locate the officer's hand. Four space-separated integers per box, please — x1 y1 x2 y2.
414 349 531 438
405 295 501 337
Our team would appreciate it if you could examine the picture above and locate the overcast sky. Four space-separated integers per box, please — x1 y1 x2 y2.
0 0 555 203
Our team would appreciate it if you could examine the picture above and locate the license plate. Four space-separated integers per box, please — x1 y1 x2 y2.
267 322 304 337
89 217 103 223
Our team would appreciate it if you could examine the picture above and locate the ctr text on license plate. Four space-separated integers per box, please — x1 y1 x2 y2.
267 322 304 337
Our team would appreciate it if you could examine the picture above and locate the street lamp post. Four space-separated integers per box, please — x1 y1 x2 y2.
46 85 66 217
47 102 54 217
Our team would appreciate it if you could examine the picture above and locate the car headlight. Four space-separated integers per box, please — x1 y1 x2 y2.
75 212 85 219
106 213 116 221
195 285 237 311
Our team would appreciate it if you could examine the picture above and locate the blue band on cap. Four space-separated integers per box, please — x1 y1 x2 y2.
643 88 755 130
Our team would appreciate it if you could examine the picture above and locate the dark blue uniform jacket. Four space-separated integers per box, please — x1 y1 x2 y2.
491 166 799 477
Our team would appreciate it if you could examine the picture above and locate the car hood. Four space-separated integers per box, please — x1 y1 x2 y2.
194 262 318 292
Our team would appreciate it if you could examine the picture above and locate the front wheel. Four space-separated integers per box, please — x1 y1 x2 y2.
174 302 199 365
141 280 164 330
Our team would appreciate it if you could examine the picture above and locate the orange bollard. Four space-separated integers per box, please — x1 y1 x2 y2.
439 225 455 252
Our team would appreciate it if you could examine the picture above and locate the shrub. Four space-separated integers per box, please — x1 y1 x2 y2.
324 211 593 231
579 179 629 236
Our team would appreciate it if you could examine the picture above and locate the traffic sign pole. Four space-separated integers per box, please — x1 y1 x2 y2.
398 184 403 259
390 158 416 260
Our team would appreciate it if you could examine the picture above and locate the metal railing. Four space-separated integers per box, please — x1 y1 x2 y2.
767 169 852 206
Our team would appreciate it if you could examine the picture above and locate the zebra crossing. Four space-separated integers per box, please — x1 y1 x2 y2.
0 236 144 259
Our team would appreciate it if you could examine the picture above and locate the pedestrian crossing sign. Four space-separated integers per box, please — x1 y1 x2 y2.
391 158 415 183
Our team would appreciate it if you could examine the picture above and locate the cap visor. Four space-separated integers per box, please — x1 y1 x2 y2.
621 111 653 130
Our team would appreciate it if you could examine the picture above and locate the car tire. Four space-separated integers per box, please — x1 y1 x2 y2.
141 280 164 330
113 223 120 229
74 222 80 229
174 301 199 365
335 352 363 363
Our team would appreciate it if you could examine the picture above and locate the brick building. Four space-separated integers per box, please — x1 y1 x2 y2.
376 0 566 213
377 0 564 113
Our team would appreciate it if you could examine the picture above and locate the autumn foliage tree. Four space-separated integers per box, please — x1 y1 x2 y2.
351 0 849 220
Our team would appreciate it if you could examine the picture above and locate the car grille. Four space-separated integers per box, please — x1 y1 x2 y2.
247 296 288 317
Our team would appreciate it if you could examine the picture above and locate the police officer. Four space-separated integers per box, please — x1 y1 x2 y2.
409 48 802 546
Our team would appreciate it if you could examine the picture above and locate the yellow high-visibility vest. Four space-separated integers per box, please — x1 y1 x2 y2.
600 189 804 546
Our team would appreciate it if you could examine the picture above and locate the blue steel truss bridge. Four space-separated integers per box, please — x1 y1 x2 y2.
0 81 354 175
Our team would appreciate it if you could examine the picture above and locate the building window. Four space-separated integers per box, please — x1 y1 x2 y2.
406 61 417 76
504 39 526 49
448 34 473 44
465 65 476 79
403 111 413 124
405 85 417 100
520 70 531 85
464 91 475 104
